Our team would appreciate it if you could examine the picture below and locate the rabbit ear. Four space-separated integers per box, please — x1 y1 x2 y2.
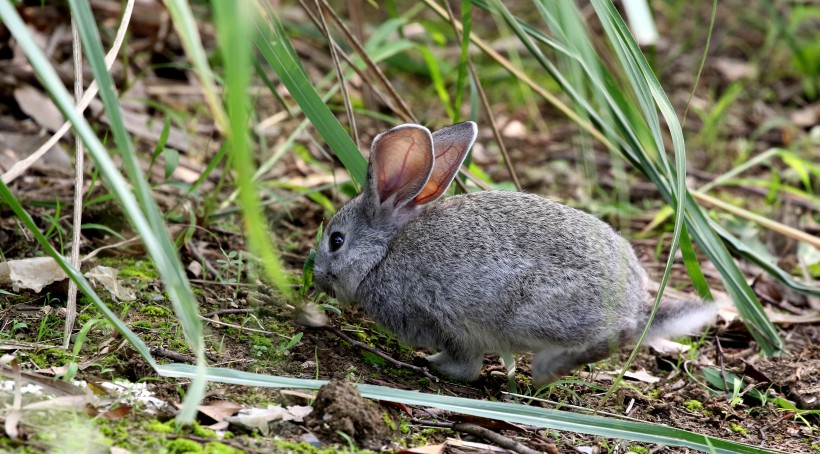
368 124 434 208
413 121 477 205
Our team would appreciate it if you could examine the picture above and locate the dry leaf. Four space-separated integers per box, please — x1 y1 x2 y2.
225 405 313 436
397 444 446 454
713 57 756 81
790 104 819 128
0 257 67 293
85 266 136 301
444 438 508 452
648 338 692 355
622 369 661 384
14 85 64 132
197 400 241 423
100 405 132 420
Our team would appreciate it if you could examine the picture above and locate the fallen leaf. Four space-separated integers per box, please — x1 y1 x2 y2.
14 85 64 132
197 400 241 423
100 405 132 420
205 420 230 431
790 103 819 128
0 257 67 293
397 444 446 454
225 405 313 436
713 57 756 81
622 369 661 384
186 260 202 278
85 266 136 301
648 338 692 355
445 438 508 452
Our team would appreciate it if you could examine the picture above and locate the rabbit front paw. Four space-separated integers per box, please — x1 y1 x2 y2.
425 350 484 382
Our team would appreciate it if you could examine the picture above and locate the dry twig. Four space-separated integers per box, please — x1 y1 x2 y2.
325 325 439 382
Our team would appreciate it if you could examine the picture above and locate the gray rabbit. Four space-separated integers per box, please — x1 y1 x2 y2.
313 121 716 385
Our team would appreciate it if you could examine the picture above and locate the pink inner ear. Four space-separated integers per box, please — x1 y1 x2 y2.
414 143 460 204
373 127 433 206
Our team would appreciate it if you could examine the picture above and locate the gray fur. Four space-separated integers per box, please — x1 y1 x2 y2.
313 122 716 385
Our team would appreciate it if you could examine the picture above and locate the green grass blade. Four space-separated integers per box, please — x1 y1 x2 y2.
254 8 366 186
164 0 228 132
211 0 291 296
157 364 779 454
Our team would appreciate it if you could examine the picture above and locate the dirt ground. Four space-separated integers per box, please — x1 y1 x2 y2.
0 0 819 453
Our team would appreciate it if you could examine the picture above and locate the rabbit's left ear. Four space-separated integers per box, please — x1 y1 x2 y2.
368 124 434 209
414 121 477 205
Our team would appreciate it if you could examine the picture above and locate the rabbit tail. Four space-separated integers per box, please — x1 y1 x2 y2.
642 297 717 341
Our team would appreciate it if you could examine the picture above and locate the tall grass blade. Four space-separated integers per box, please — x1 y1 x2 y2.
254 5 367 186
210 0 291 296
157 364 777 454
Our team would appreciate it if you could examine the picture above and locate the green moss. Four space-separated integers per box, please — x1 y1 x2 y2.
101 258 159 280
272 440 375 453
361 351 387 367
627 446 649 454
382 412 396 431
141 305 171 317
133 320 153 329
192 423 218 439
146 419 176 434
203 441 243 454
730 423 748 435
167 438 203 453
810 443 820 451
683 400 703 412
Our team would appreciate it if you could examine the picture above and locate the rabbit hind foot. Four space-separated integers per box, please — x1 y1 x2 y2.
425 350 484 382
532 344 613 387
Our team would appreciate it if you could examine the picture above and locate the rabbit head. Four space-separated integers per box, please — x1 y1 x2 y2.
313 122 477 303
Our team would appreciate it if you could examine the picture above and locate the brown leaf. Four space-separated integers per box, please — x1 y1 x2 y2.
397 444 446 454
100 405 132 420
713 57 756 81
197 400 242 423
13 85 64 132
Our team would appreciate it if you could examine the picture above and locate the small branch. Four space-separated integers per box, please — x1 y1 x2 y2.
452 422 551 454
64 15 85 350
152 347 197 364
186 241 221 280
200 308 254 318
409 417 552 454
325 326 439 382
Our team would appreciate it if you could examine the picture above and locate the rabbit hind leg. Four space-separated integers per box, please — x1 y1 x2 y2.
426 349 484 382
532 343 613 387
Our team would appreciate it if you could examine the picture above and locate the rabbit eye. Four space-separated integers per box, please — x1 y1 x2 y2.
329 232 345 251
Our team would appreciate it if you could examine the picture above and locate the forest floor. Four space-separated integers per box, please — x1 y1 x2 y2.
0 0 818 453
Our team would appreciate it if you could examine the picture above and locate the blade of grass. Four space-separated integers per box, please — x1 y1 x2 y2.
210 0 292 296
157 364 779 454
164 0 228 133
254 7 367 186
